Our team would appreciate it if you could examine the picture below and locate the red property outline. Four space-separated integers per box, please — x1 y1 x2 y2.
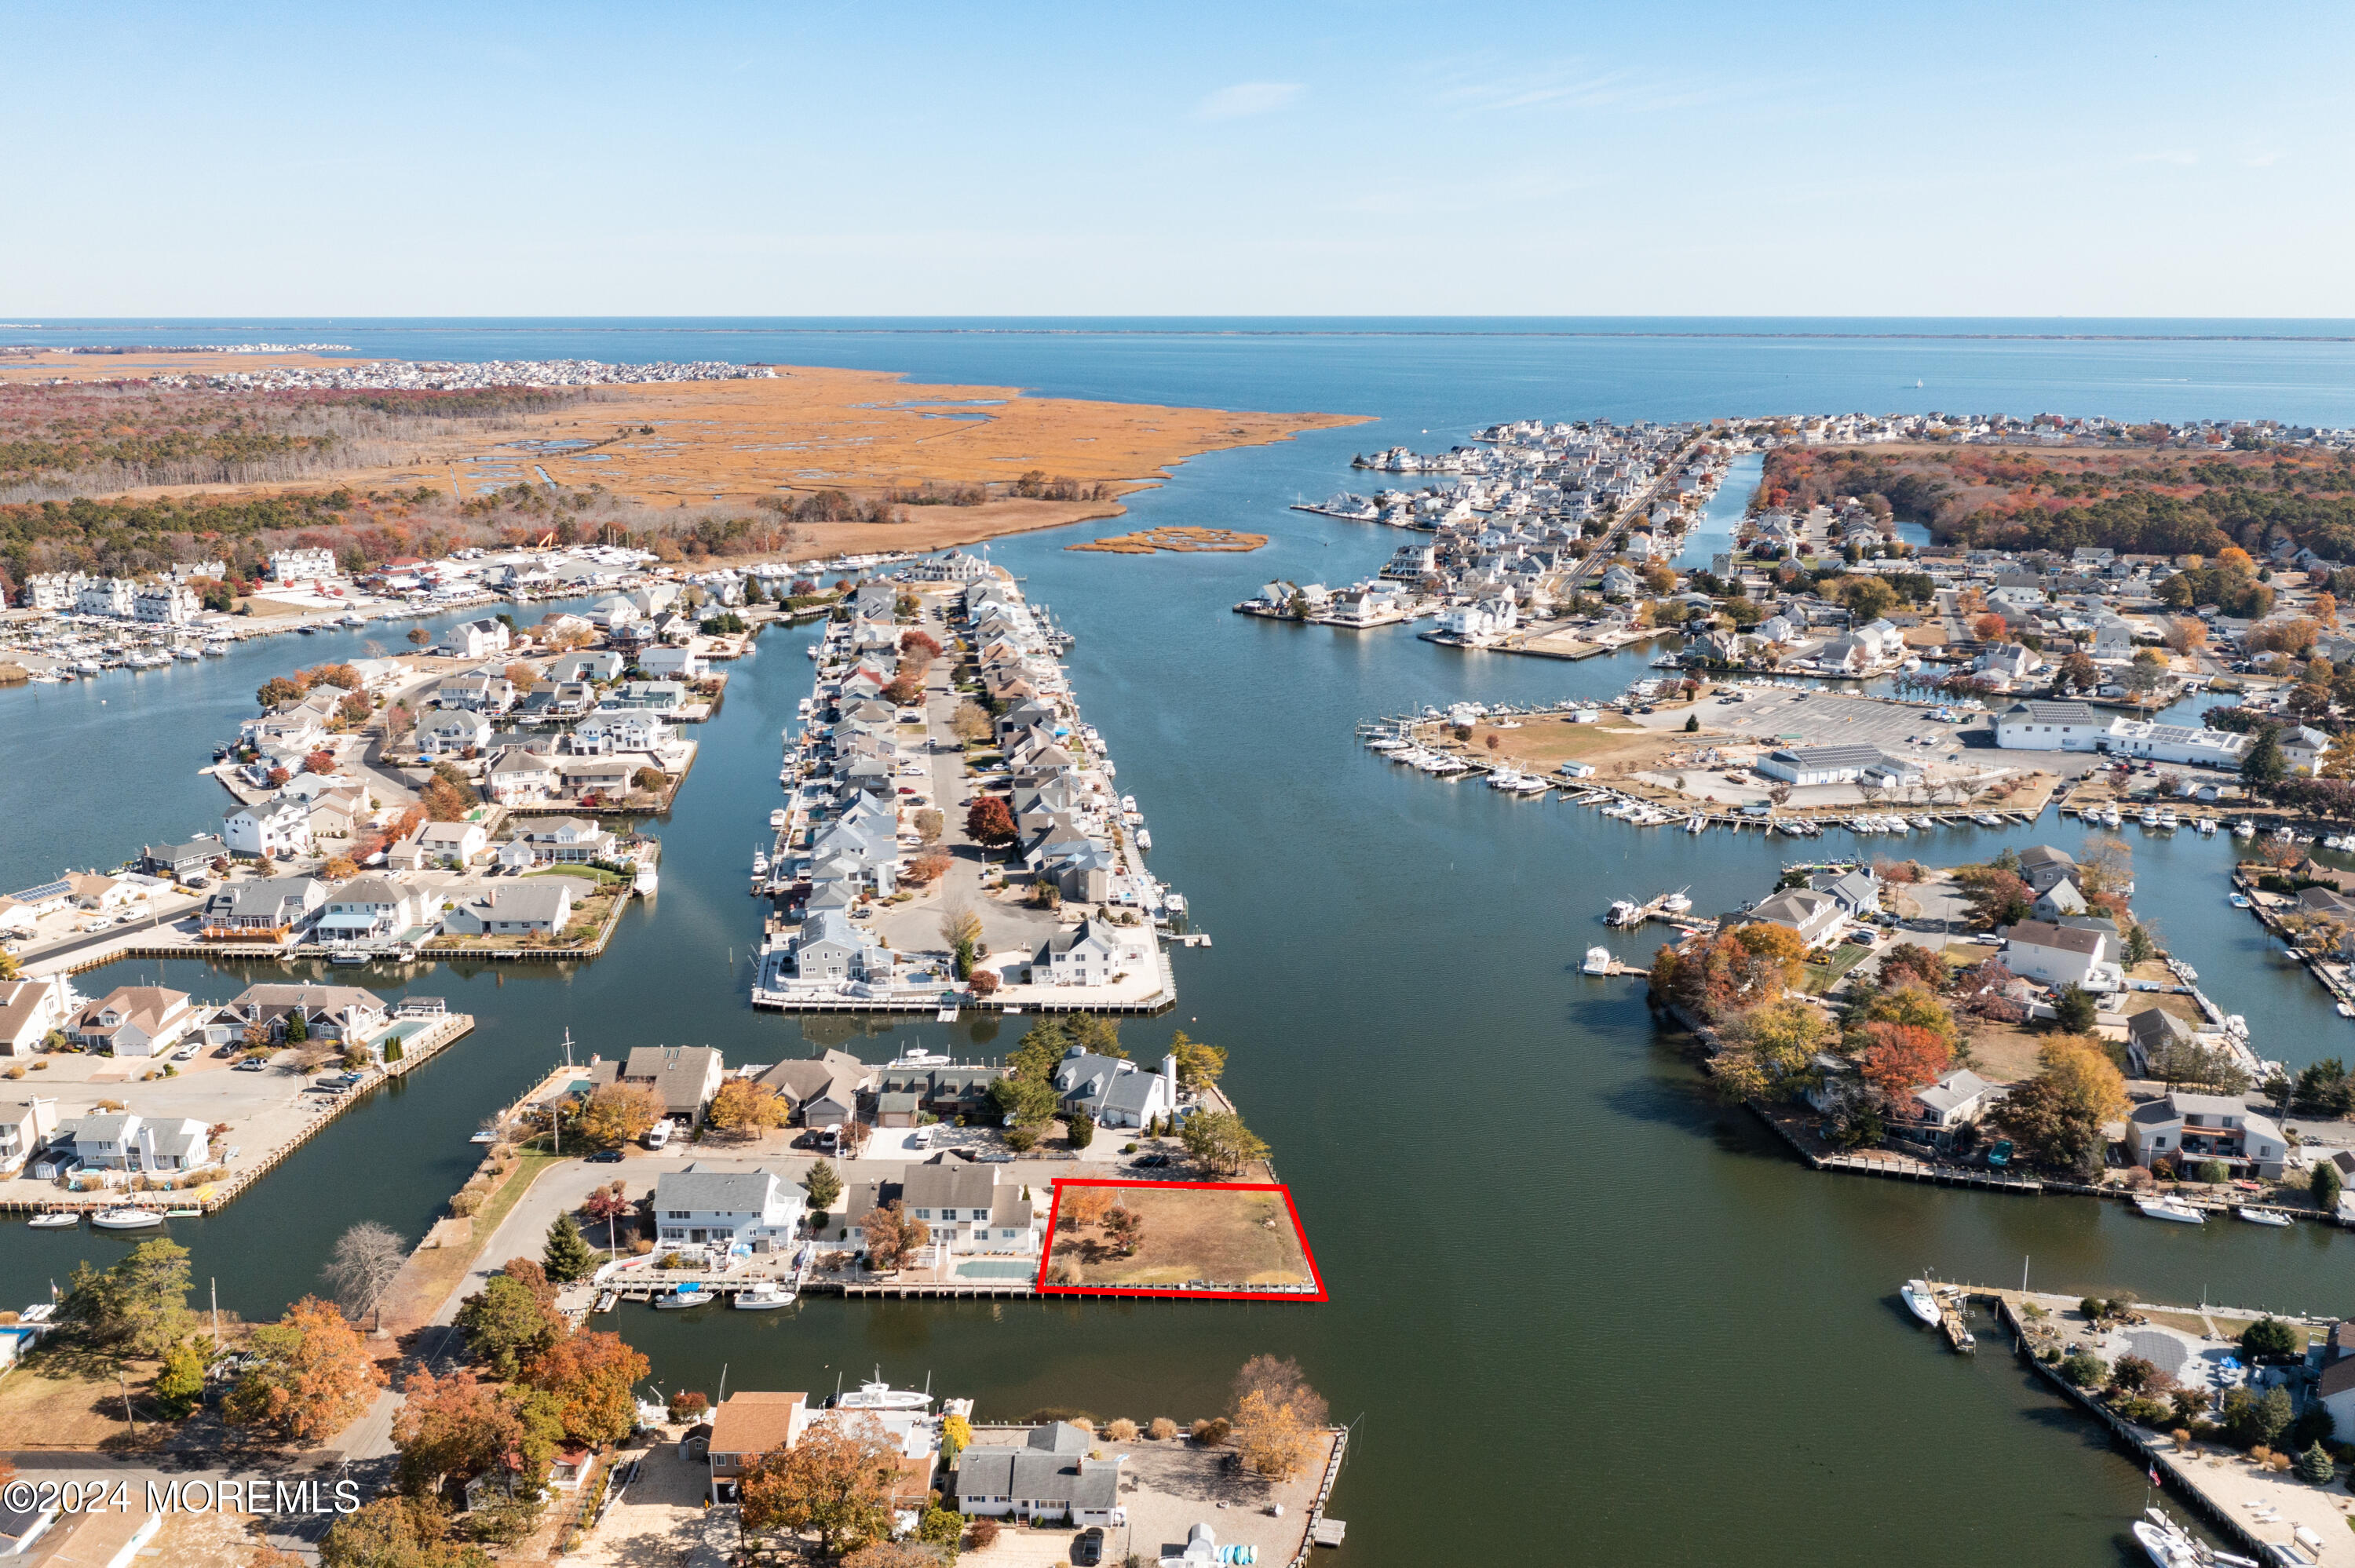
1035 1178 1327 1301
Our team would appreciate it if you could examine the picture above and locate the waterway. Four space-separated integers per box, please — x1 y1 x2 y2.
11 321 2355 1565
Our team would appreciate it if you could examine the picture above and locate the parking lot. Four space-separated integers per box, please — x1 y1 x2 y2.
1710 688 1983 754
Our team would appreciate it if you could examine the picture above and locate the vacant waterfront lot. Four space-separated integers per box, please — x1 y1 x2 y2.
1045 1182 1316 1291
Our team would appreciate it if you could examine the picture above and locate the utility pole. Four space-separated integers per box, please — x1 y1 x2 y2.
211 1278 221 1349
117 1371 140 1435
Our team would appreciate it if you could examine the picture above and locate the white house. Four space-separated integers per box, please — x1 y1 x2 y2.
67 1111 212 1172
2100 717 2251 769
132 582 200 625
1050 1050 1177 1130
439 877 575 936
1031 918 1152 988
418 711 491 756
66 986 199 1058
953 1424 1124 1526
2123 1092 2288 1178
0 979 71 1057
315 877 431 944
1435 597 1518 644
269 548 338 583
638 644 705 680
439 618 512 659
1997 919 2122 991
652 1165 805 1250
222 800 314 859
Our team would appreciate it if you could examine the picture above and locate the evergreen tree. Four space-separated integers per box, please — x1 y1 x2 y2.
285 1008 308 1045
2313 1158 2344 1212
542 1214 598 1283
1067 1110 1094 1150
803 1161 842 1212
2298 1441 2335 1486
155 1337 207 1418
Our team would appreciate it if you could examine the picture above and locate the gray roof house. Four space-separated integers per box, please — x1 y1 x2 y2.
754 1048 871 1128
651 1164 803 1250
953 1422 1124 1525
2125 1007 2200 1075
2125 1092 2288 1178
1745 888 1844 947
1050 1049 1176 1131
589 1045 727 1125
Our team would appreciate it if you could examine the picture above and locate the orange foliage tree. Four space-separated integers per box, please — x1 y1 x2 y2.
1857 1023 1954 1096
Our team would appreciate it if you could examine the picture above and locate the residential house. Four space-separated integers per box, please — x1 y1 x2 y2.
2125 1007 2202 1076
1908 1070 2003 1142
1992 700 2105 752
202 875 327 935
1031 918 1152 988
2124 1092 2288 1177
1744 888 1844 947
484 749 560 804
436 676 516 714
316 877 432 944
786 908 893 986
1997 919 2122 991
439 618 512 659
66 986 198 1056
415 820 489 868
498 818 615 866
587 1045 725 1126
225 983 388 1043
418 711 492 757
638 645 704 680
222 800 314 859
139 835 228 880
706 1392 809 1503
1050 1050 1176 1130
754 1049 872 1129
2016 845 2080 895
439 878 578 939
0 979 70 1056
953 1423 1125 1526
652 1165 805 1251
67 1111 212 1172
0 1097 60 1174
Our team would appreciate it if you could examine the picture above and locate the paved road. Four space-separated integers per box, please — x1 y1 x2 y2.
16 899 205 978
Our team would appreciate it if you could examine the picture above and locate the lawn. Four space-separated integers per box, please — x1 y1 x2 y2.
1044 1183 1316 1291
1804 943 1875 994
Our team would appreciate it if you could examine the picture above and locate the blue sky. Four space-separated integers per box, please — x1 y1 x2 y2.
6 0 2351 315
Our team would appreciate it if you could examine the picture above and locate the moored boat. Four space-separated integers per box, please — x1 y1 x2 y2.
92 1207 163 1231
733 1280 797 1310
2134 1195 2206 1224
27 1211 79 1228
1900 1279 1942 1326
654 1285 715 1308
2236 1206 2293 1227
1582 945 1613 975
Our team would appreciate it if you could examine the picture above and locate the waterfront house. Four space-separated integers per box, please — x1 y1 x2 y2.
1992 700 2103 752
1908 1069 2002 1136
439 877 577 939
589 1045 725 1125
2032 879 2090 921
1806 867 1882 920
638 645 704 680
436 676 515 714
225 983 388 1044
556 757 637 799
868 1062 1006 1125
1031 918 1152 988
316 876 433 943
2124 1092 2287 1177
1995 919 2121 991
2283 725 2332 775
500 817 616 866
2124 1007 2201 1076
1744 888 1845 949
67 986 197 1056
570 709 672 754
2015 845 2079 895
549 651 625 684
0 979 70 1056
485 749 560 804
706 1391 809 1502
834 1160 1042 1254
438 618 512 660
202 875 327 937
416 820 489 868
953 1423 1125 1526
1050 1050 1176 1130
0 1097 60 1173
754 1048 872 1128
222 800 314 860
139 835 228 880
652 1165 805 1251
64 1110 211 1172
787 908 893 986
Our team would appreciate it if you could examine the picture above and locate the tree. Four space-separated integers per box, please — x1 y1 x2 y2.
2163 618 2209 654
1970 612 2009 643
323 1221 407 1331
304 749 337 775
2298 1440 2336 1485
393 1368 560 1498
155 1336 207 1418
384 701 417 742
575 1083 666 1148
941 903 986 977
804 1161 843 1212
542 1214 599 1283
1180 1109 1269 1175
940 1411 973 1460
1170 1030 1226 1092
323 854 360 880
61 1238 195 1358
320 1497 487 1568
285 1008 309 1045
455 1274 564 1377
860 1201 930 1272
257 676 303 709
632 765 667 794
965 795 1017 846
2244 727 2287 788
1229 1356 1326 1479
226 1296 386 1443
2052 983 2099 1033
2240 1316 2300 1362
1067 1109 1095 1150
407 626 432 646
420 776 472 822
1996 1035 2128 1176
1707 997 1831 1102
1858 1024 1952 1096
1104 1202 1142 1255
2312 1159 2344 1212
737 1412 902 1555
1954 865 2036 928
949 701 993 745
912 808 945 847
706 1078 787 1138
524 1329 649 1446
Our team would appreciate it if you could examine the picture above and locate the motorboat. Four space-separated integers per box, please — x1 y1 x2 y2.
1583 946 1614 975
1900 1279 1943 1326
1136 829 1152 851
733 1280 797 1310
769 808 788 829
2341 1001 2355 1019
27 1212 79 1229
2236 1206 2293 1227
330 950 369 966
1685 814 1706 833
833 1373 933 1413
2132 1517 2203 1568
633 866 659 897
2233 819 2256 839
1973 812 2002 826
1910 816 1934 830
1606 899 1642 927
654 1285 715 1309
752 849 769 876
2101 808 2123 828
2134 1196 2206 1224
2141 808 2161 829
92 1207 164 1231
1659 888 1692 915
2158 809 2180 830
2196 818 2218 835
2229 893 2251 908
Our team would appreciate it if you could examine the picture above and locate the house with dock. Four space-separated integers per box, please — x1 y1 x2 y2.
652 1165 805 1251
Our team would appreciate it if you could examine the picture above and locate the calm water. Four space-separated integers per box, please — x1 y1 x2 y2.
12 321 2355 1566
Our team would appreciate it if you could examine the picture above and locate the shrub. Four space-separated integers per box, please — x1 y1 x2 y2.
2058 1351 2107 1387
1192 1417 1231 1446
2196 1159 2229 1185
1148 1417 1178 1441
2079 1297 2107 1322
965 1518 1000 1550
1005 1126 1040 1153
1106 1418 1138 1442
2299 1442 2338 1485
448 1189 484 1217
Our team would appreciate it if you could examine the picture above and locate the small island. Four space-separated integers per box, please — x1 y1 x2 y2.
1069 526 1269 554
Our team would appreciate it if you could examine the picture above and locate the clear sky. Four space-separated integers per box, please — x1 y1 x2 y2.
7 0 2352 317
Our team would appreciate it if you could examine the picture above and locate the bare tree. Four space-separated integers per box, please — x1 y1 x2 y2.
323 1221 407 1331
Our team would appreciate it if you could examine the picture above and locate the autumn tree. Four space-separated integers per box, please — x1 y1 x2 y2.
706 1078 787 1138
1953 865 2035 928
60 1238 195 1359
1229 1356 1326 1480
738 1413 903 1555
305 749 338 775
393 1367 561 1498
575 1082 666 1148
1170 1030 1226 1092
860 1201 930 1272
226 1296 387 1443
319 1497 486 1568
1104 1202 1143 1256
1997 1035 2128 1176
2163 618 2209 654
1970 612 2009 643
949 702 993 745
1857 1023 1953 1096
1875 943 1948 994
965 795 1017 846
941 903 985 977
1064 1184 1113 1231
524 1329 649 1446
1706 997 1829 1102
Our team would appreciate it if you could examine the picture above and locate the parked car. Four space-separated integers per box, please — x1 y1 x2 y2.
588 1148 624 1164
1072 1528 1104 1566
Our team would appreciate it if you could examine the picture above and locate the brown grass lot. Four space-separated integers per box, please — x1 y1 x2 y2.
1048 1184 1314 1289
1433 713 1680 771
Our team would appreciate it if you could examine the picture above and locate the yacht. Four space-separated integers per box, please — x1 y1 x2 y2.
1973 812 2002 826
92 1207 164 1231
1900 1280 1943 1326
2157 809 2180 830
1685 814 1706 833
633 865 659 897
2131 1516 2203 1568
2233 819 2256 839
654 1285 715 1308
834 1373 933 1413
1659 888 1692 915
2236 1206 2293 1227
2101 808 2123 828
1135 828 1152 851
752 848 769 876
769 808 788 829
1582 946 1614 975
1909 816 1934 830
1606 899 1642 927
2134 1196 2206 1224
2196 819 2218 836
